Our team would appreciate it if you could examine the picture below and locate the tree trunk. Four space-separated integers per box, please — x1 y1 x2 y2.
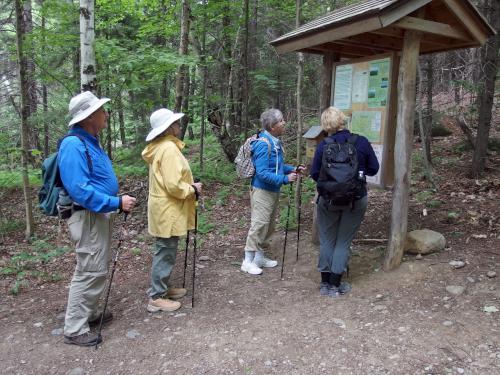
384 30 421 271
117 91 126 146
41 2 49 158
80 0 97 92
295 0 304 223
424 54 433 164
417 60 433 182
471 0 500 177
199 0 208 172
242 0 250 138
15 0 35 239
180 68 191 140
174 0 190 113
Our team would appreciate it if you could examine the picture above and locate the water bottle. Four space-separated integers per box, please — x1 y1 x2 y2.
358 170 365 182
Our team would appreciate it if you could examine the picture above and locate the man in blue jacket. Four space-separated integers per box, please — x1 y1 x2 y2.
241 108 304 275
58 91 136 346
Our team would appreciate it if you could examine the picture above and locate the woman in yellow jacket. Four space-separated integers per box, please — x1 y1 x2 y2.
142 108 203 312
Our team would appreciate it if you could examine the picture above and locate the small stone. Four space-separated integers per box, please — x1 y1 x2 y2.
56 312 66 321
442 321 453 327
33 322 43 328
449 260 465 269
196 264 205 269
66 368 84 375
51 328 63 336
405 229 446 255
126 329 140 339
467 277 475 283
277 291 287 296
264 360 272 367
198 256 211 261
333 319 346 329
375 294 383 299
174 313 187 318
398 326 408 332
487 271 496 278
457 368 464 374
374 305 387 311
416 254 423 260
445 285 465 296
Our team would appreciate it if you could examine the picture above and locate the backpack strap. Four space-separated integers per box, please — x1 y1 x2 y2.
58 134 93 172
347 134 358 145
256 132 272 158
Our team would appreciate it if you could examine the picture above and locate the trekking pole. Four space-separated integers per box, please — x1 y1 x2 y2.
192 179 200 308
182 231 189 288
296 174 302 262
95 212 128 349
280 183 293 279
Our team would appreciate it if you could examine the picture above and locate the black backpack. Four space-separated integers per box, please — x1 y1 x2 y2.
316 134 364 205
38 134 92 216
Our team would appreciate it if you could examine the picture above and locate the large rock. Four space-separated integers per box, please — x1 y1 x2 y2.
405 229 446 255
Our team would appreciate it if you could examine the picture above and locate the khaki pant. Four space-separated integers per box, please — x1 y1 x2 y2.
64 210 114 337
244 187 280 253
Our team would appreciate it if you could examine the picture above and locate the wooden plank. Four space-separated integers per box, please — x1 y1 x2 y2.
442 0 488 44
394 16 471 41
320 52 336 112
274 16 382 54
341 34 404 51
384 29 422 271
379 0 432 27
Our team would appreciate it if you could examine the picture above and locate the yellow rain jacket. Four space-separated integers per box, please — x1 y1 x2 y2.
142 135 196 238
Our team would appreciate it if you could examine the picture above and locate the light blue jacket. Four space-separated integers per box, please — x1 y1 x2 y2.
57 127 120 213
251 131 295 193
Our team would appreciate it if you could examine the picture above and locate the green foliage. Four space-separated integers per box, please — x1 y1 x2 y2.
0 219 25 235
130 247 142 256
197 212 215 234
414 190 434 203
0 170 41 189
0 239 71 295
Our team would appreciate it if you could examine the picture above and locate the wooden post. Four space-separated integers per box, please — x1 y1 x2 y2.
319 52 338 113
384 30 421 270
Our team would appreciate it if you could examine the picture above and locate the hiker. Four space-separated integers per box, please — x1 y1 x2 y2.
59 91 136 346
311 106 379 297
241 108 305 275
142 108 202 312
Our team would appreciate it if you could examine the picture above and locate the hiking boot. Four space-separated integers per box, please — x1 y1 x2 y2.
240 260 263 275
328 286 340 298
165 287 187 300
338 281 352 295
319 282 330 296
254 257 278 268
147 298 181 312
64 332 102 347
88 311 113 327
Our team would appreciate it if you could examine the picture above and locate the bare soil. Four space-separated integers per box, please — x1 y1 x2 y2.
0 133 499 375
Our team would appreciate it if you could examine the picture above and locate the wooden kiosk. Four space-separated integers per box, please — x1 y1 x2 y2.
270 0 495 270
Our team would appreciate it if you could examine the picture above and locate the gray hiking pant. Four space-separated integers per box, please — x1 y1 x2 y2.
149 236 179 299
64 210 114 337
317 195 368 275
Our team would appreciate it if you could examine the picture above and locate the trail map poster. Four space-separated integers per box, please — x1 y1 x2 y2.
367 59 389 107
350 111 382 143
366 144 383 185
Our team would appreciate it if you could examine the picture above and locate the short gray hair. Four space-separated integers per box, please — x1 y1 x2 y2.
260 109 283 131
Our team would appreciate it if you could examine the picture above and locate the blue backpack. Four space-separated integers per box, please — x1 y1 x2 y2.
38 134 92 216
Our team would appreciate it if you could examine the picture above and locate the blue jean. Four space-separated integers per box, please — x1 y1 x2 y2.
316 195 368 275
149 236 179 299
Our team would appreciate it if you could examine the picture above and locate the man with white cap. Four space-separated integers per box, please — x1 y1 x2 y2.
142 108 202 312
58 91 136 346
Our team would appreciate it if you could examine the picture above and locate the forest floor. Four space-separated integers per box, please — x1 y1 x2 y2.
0 127 499 375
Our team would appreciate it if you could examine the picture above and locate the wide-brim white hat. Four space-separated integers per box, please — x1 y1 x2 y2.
68 91 110 127
146 108 184 142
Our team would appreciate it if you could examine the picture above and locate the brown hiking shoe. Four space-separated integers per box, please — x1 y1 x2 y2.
166 287 187 300
88 311 113 327
147 298 181 312
64 332 102 347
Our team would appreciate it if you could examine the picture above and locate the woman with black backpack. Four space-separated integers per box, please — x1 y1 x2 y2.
310 107 379 297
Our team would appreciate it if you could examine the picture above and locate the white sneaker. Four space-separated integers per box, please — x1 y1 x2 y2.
254 257 278 268
241 260 263 275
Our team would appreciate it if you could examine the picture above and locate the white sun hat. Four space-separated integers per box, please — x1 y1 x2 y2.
146 108 184 142
68 91 110 127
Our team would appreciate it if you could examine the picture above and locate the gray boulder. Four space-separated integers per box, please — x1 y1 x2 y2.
405 229 446 255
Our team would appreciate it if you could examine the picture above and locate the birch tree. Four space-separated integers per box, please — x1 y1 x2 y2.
80 0 96 92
